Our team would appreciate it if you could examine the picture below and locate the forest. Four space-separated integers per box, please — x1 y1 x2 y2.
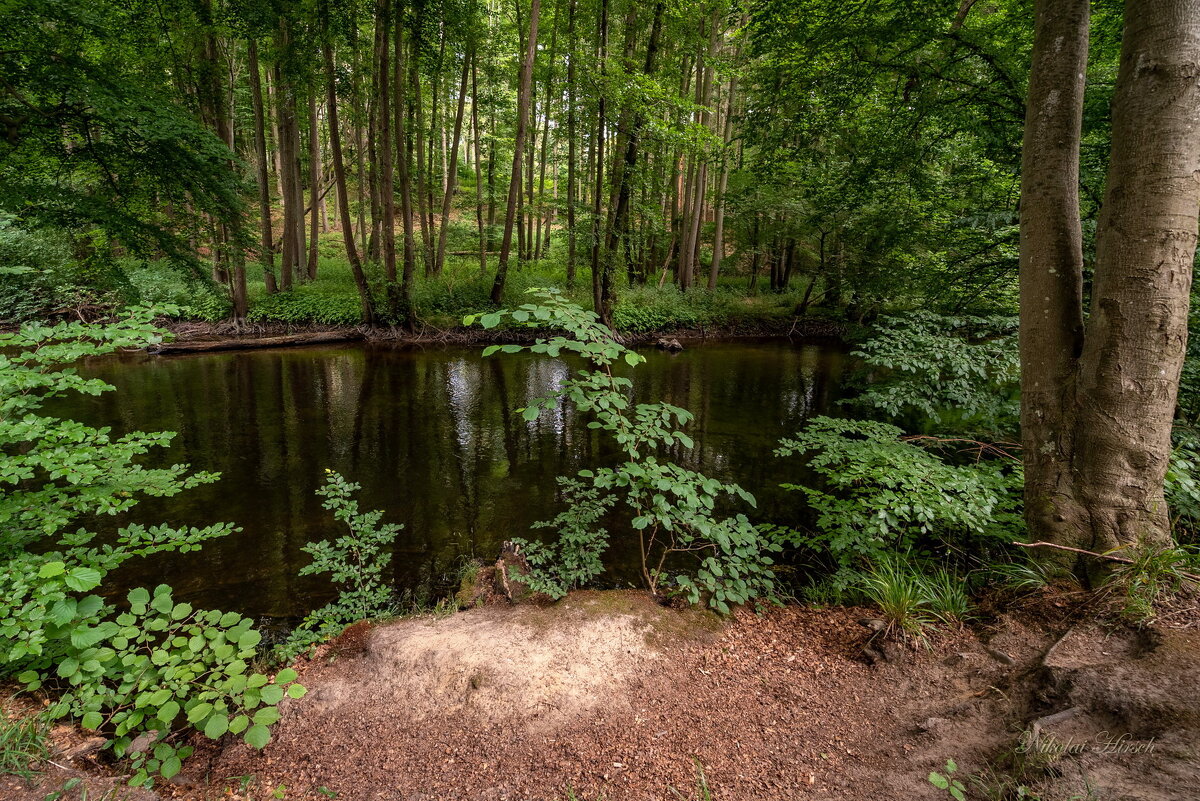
2 0 1200 799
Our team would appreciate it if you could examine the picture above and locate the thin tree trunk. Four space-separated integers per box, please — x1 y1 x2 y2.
709 72 738 289
435 56 470 274
471 51 487 272
377 0 397 290
588 0 608 312
490 0 542 304
322 2 374 323
395 15 417 322
565 0 577 287
599 0 663 324
412 52 434 275
247 37 278 294
307 94 322 279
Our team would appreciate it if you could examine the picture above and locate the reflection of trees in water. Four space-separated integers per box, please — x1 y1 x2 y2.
59 342 846 619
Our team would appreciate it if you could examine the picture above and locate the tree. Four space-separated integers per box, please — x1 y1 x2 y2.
490 0 542 304
1019 0 1200 566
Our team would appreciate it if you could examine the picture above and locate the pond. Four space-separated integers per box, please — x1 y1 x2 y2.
55 339 849 620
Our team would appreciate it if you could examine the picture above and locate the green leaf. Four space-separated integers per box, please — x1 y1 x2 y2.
160 756 182 780
244 724 271 749
929 772 949 790
38 561 66 578
158 701 180 723
286 684 307 700
237 630 262 650
275 668 298 684
203 714 229 739
480 312 502 329
81 712 103 730
64 567 103 592
186 702 213 724
260 684 284 705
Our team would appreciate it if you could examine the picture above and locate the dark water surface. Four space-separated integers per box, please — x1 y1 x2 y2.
55 339 847 619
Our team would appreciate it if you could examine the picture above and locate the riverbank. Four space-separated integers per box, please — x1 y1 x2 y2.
8 590 1197 801
150 315 848 354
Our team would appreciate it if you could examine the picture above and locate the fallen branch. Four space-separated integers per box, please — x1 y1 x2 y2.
148 330 364 354
1013 541 1200 583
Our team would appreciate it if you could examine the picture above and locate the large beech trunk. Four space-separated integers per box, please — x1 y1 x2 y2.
1020 0 1200 569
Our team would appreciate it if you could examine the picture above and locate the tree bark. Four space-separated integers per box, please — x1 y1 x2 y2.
490 0 542 304
247 38 278 294
1020 0 1200 565
322 2 375 323
395 15 417 323
435 56 470 275
307 94 323 279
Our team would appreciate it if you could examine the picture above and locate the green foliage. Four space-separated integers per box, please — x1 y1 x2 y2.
466 289 781 612
0 0 247 264
279 471 402 659
987 558 1056 594
0 709 51 781
248 286 367 326
611 286 706 332
843 312 1020 436
1165 428 1200 542
851 556 970 643
123 259 231 321
0 309 297 786
511 478 616 599
857 556 934 642
775 417 1023 576
0 216 75 323
1106 545 1200 623
929 759 967 801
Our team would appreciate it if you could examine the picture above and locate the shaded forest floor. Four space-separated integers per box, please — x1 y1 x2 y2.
5 590 1198 801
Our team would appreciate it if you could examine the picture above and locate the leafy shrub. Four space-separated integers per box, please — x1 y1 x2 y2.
0 309 299 786
123 259 230 320
278 470 402 659
774 417 1023 580
466 289 781 612
248 285 366 325
410 272 492 323
843 311 1020 437
512 477 615 599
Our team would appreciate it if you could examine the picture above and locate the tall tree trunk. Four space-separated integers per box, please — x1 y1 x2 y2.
247 38 278 294
471 51 487 272
709 70 738 289
490 0 542 304
1072 0 1200 553
599 0 664 325
412 52 434 275
588 0 609 312
1019 0 1091 552
435 56 470 274
534 2 559 262
307 94 322 279
377 0 397 292
395 15 417 322
322 2 375 323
